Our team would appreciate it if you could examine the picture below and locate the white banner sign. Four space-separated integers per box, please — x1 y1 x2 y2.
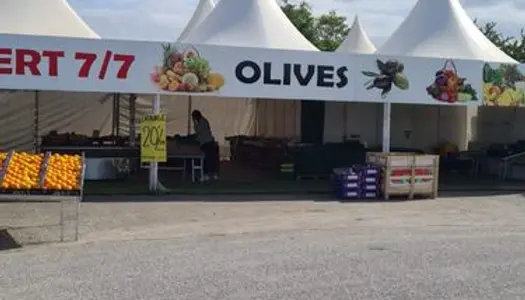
0 33 485 106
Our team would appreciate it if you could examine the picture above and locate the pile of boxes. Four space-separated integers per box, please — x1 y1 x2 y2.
333 164 380 200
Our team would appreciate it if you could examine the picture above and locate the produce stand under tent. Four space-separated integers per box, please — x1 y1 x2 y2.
375 0 517 153
0 0 111 243
2 0 525 200
0 21 521 197
0 0 230 185
0 0 105 152
334 0 525 184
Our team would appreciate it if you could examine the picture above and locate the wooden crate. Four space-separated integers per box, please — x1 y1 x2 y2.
366 152 439 200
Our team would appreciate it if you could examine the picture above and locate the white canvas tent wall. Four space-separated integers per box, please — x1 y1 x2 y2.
323 16 380 145
0 0 118 151
181 0 319 145
377 0 518 151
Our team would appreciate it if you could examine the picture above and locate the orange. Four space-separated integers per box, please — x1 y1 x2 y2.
2 152 42 190
42 153 82 190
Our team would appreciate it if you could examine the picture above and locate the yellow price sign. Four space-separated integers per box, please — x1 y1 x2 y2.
140 114 167 163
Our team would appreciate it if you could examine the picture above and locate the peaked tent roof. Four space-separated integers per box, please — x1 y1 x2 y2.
184 0 317 50
337 16 376 54
177 0 215 42
0 0 98 38
378 0 516 63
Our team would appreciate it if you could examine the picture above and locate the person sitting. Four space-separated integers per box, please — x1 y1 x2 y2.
191 110 218 181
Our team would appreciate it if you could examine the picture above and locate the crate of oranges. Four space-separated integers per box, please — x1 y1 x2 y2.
0 151 45 193
0 152 7 173
0 151 85 196
42 153 84 195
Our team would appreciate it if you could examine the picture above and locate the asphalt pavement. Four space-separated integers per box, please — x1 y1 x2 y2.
2 194 525 299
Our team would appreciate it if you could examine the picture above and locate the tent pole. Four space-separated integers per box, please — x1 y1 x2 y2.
273 100 278 137
436 106 441 145
511 107 517 142
150 94 161 192
342 102 348 142
34 91 39 153
291 100 295 138
252 98 259 136
115 94 121 136
382 102 391 152
129 94 137 146
111 93 117 136
187 95 192 135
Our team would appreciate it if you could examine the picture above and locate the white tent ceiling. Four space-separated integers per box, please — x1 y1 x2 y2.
184 0 317 50
378 0 516 63
337 16 376 54
177 0 215 42
0 0 98 38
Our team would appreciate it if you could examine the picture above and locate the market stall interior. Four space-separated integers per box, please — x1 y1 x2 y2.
2 0 525 198
373 0 525 185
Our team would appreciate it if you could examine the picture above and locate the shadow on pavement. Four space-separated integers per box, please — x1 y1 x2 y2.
83 190 525 203
0 229 21 251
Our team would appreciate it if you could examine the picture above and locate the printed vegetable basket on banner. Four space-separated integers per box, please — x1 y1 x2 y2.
483 63 525 106
362 59 409 98
426 60 478 103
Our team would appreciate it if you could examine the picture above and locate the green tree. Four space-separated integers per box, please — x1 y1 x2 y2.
280 0 317 46
280 0 349 51
315 11 350 51
476 20 525 62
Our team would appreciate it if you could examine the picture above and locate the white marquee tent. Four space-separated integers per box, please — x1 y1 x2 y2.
179 0 319 147
376 0 518 151
176 0 215 43
323 16 379 145
337 16 376 55
184 0 317 50
0 0 123 151
0 0 98 38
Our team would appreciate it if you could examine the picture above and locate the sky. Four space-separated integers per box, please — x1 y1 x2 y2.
68 0 525 47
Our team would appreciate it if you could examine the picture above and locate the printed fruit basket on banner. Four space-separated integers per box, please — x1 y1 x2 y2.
0 151 84 195
426 60 478 103
151 44 225 93
483 63 525 106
